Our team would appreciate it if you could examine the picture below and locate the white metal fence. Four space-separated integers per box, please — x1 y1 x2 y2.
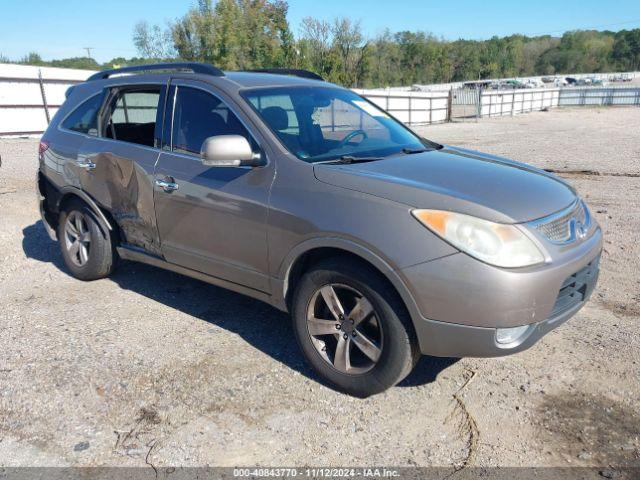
479 87 640 117
558 87 640 106
480 88 561 117
1 63 639 137
0 64 90 136
353 89 450 125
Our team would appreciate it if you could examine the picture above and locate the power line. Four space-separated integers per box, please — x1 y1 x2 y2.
83 47 94 58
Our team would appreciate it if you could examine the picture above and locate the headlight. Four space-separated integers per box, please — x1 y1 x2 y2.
412 209 545 268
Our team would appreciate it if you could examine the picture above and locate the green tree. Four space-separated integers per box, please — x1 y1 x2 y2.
330 18 368 87
133 21 176 59
612 29 640 70
49 57 101 70
171 0 293 70
299 17 332 76
20 52 46 65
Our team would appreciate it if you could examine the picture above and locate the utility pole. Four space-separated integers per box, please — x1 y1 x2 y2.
83 47 94 58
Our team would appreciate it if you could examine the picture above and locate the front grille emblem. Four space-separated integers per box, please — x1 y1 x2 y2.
531 200 591 245
573 219 588 240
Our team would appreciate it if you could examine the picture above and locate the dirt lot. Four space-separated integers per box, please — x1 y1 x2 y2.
0 107 639 471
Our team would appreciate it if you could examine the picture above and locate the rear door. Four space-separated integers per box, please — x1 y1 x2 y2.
153 79 274 293
80 82 166 255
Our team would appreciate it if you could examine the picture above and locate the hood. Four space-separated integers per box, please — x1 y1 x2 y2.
313 146 577 223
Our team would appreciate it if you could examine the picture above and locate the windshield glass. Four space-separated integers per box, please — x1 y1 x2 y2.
242 87 428 162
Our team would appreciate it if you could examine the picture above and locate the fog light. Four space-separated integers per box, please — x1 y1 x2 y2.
495 325 530 345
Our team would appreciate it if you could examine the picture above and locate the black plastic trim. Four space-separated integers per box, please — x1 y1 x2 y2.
87 63 225 81
249 69 324 81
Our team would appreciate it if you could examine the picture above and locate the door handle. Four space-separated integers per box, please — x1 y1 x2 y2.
155 179 179 192
76 160 96 170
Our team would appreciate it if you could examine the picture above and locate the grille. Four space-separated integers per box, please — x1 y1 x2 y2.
551 256 600 317
534 201 588 244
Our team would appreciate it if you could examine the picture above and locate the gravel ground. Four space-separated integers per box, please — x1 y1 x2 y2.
0 107 639 471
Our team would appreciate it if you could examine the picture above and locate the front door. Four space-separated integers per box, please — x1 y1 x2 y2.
153 80 274 293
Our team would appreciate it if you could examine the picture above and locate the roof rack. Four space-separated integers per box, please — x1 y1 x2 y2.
249 69 324 81
87 62 225 81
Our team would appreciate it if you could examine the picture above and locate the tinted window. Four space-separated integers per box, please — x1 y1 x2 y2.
61 93 104 135
105 88 162 148
172 87 252 155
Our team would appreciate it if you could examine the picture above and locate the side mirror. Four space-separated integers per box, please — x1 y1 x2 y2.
200 135 264 167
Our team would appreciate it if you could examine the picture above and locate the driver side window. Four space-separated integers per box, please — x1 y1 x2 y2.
172 87 254 156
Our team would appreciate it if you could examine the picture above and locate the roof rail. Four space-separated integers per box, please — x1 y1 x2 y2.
87 62 225 81
249 69 324 81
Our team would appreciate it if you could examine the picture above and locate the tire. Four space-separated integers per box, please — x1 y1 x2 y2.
57 199 116 281
291 257 419 397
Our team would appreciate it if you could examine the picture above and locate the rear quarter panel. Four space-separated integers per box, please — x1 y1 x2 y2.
41 79 164 254
80 140 161 254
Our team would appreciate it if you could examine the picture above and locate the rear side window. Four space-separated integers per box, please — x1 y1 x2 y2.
111 91 159 124
104 87 163 148
61 93 103 136
172 87 253 156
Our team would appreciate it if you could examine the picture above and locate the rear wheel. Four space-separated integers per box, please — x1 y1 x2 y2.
292 257 419 397
57 199 116 280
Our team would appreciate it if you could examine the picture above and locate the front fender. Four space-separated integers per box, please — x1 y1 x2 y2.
273 236 424 326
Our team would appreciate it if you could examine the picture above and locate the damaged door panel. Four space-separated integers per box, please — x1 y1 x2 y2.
78 84 166 255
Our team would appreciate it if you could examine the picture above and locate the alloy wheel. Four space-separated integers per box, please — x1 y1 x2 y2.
64 211 91 267
306 284 383 375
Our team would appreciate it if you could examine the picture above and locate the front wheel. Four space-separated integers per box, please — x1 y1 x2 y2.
291 258 419 397
57 199 116 281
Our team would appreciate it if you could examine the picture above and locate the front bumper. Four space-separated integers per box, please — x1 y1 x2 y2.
400 226 602 357
412 278 596 357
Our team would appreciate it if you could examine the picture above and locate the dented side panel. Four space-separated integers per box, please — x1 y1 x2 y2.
79 141 162 255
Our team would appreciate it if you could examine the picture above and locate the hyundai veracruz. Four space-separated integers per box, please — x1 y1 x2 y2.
36 63 602 396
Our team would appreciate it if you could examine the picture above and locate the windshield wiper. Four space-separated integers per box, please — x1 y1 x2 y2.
319 155 383 165
402 147 429 154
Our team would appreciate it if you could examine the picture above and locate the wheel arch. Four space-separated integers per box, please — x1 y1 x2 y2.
279 238 421 325
56 186 113 233
55 186 121 244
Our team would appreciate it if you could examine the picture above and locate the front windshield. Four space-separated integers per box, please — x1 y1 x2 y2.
242 87 428 162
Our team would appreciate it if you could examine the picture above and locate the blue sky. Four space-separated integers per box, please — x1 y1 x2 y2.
1 0 640 63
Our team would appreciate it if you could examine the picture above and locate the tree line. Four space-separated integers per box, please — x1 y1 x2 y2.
4 0 640 88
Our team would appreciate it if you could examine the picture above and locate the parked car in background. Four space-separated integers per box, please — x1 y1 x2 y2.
505 79 524 89
612 73 632 82
554 77 569 87
36 63 602 397
463 80 492 89
523 79 544 89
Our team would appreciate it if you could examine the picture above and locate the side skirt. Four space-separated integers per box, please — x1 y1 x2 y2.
116 245 280 309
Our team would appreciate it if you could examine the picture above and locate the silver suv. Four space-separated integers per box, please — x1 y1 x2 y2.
37 63 602 397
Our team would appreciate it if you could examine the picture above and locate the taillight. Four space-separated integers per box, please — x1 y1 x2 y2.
38 140 50 160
